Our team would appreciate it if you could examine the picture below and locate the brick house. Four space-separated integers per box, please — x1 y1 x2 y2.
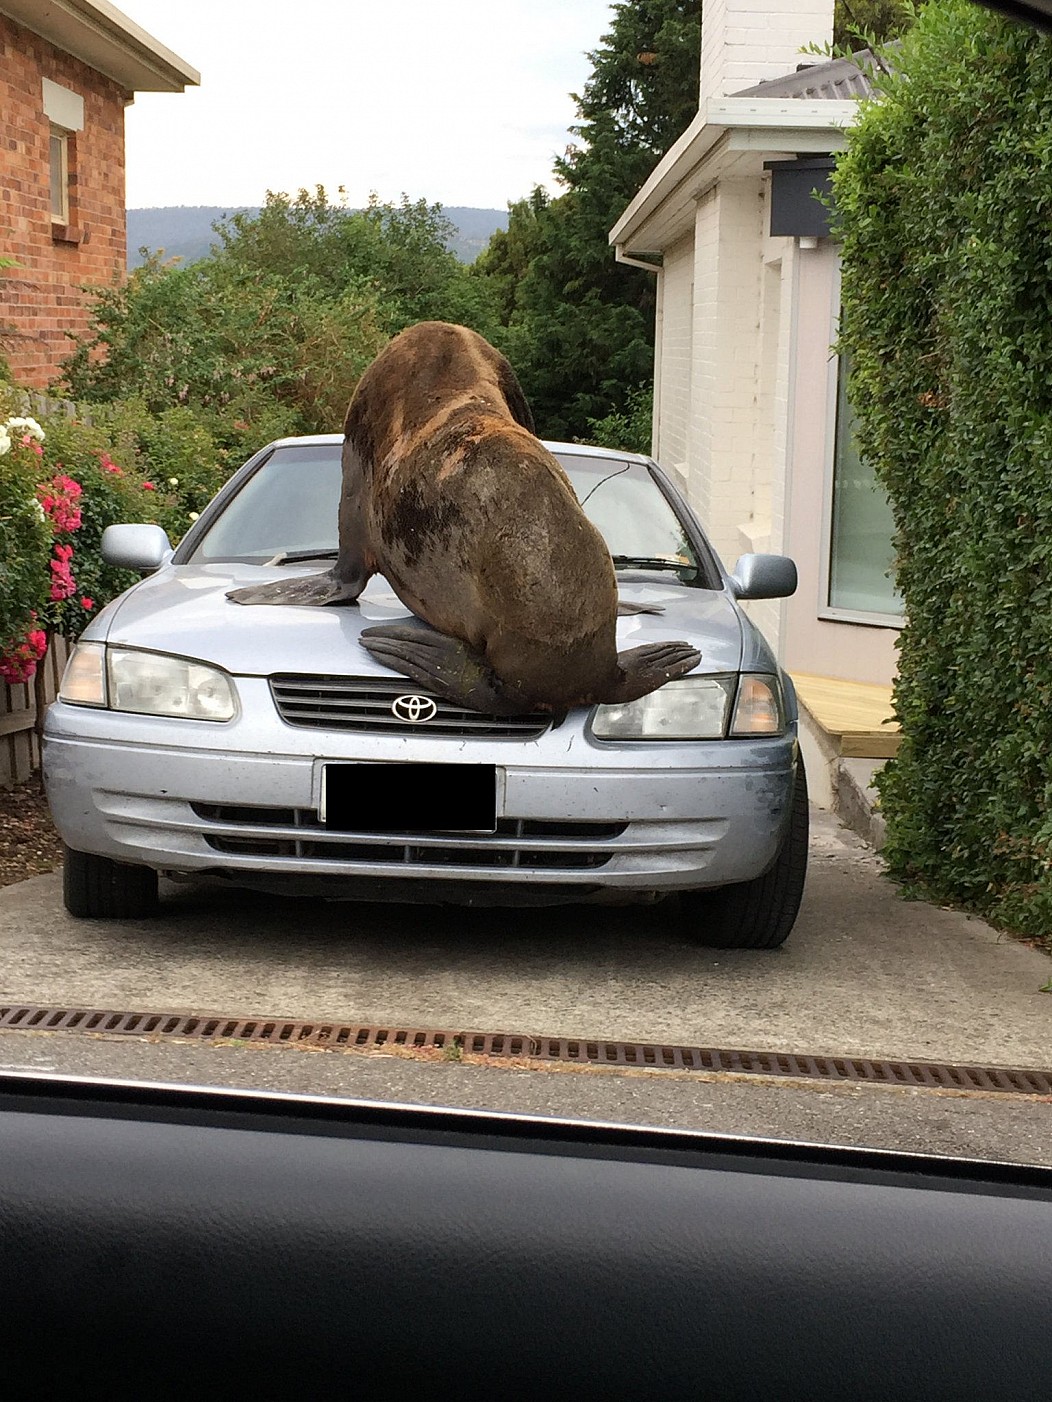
0 0 197 387
610 0 900 803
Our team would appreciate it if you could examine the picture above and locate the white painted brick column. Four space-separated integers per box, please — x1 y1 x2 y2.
686 177 767 572
701 0 833 103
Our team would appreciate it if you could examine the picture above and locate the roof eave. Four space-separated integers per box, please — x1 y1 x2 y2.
610 98 859 255
0 0 199 92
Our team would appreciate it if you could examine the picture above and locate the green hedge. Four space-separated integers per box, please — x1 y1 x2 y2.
834 1 1052 939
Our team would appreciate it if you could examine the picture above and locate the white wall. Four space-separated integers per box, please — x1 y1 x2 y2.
653 233 694 481
700 0 834 103
687 176 767 566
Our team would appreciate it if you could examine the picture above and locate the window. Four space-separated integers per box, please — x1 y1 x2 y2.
826 354 902 620
49 127 69 225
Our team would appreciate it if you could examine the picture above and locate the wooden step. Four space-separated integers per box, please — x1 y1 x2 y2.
790 672 900 759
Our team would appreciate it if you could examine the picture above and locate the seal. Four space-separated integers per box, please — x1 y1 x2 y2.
228 321 700 715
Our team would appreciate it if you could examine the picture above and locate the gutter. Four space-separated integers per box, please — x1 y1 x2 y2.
0 0 200 92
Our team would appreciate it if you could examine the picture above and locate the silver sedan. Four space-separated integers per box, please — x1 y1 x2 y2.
44 437 806 947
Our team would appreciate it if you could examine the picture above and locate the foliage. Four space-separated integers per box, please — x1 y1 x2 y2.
0 423 51 678
833 0 1052 940
0 399 196 683
832 0 914 49
214 190 499 336
58 249 382 436
584 384 654 454
476 0 701 441
59 192 500 435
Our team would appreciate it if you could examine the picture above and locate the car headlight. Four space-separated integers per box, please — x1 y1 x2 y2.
591 676 737 740
59 643 237 721
590 673 785 741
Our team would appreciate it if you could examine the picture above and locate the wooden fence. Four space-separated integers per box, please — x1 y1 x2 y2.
1 636 69 788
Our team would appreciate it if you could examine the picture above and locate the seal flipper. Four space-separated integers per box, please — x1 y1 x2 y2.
616 600 665 616
227 569 365 607
360 623 537 717
602 641 702 704
229 438 375 607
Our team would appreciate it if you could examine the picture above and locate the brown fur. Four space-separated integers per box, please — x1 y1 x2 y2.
341 322 624 709
229 321 700 712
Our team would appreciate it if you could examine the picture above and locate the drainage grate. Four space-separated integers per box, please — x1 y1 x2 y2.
1 1003 1050 1096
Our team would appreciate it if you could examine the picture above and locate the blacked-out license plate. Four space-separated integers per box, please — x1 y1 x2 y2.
321 763 497 833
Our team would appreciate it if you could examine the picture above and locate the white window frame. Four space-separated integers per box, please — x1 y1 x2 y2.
49 126 70 225
817 264 903 630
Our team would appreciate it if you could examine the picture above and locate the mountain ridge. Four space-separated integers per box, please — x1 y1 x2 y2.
126 204 509 267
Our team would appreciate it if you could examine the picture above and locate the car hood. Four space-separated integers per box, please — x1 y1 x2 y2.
101 564 744 678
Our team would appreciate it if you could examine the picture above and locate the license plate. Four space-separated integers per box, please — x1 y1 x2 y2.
321 763 497 833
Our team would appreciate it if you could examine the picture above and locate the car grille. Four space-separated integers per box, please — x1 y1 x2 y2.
269 674 552 739
191 804 624 872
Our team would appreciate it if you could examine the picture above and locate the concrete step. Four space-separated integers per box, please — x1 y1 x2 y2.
834 756 886 851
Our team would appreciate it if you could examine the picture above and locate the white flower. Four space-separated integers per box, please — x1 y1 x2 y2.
0 427 10 456
30 499 46 523
168 477 179 486
5 416 45 442
188 511 199 521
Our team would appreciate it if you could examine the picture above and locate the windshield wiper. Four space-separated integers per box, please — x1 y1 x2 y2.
264 549 339 566
611 554 698 574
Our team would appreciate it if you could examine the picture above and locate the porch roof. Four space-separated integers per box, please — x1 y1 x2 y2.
609 51 878 259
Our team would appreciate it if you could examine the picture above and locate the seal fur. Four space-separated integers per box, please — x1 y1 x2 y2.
228 321 700 714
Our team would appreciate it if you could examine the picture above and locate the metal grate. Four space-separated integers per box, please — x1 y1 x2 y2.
2 1003 1051 1096
189 806 625 871
270 674 551 739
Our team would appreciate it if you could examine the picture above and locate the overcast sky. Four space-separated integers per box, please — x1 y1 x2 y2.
118 0 615 211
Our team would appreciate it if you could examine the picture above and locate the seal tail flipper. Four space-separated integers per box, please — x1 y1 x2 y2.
359 623 536 717
227 570 364 607
602 641 701 704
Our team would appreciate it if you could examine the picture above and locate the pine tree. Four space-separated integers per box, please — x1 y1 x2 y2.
476 0 701 443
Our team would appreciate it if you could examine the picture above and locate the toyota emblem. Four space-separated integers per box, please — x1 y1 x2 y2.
391 694 438 723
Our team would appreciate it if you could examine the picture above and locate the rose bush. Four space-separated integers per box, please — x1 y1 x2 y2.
0 409 173 682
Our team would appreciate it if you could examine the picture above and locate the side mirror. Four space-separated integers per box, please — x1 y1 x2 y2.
101 523 172 572
730 553 798 600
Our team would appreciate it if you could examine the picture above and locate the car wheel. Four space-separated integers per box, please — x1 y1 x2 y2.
63 845 159 919
682 760 808 950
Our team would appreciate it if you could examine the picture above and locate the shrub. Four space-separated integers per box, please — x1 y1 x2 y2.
584 384 654 454
833 0 1052 939
0 408 166 680
0 419 52 682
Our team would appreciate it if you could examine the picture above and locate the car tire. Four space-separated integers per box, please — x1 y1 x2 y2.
63 845 159 919
682 759 809 950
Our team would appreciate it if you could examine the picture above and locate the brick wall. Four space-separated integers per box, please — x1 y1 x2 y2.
0 13 128 388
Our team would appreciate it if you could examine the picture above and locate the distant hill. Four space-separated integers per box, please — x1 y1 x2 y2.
127 204 509 268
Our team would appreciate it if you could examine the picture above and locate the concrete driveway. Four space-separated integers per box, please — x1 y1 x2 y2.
1 809 1048 1067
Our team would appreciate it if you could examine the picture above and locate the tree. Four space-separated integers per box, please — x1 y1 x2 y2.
213 189 499 338
476 0 701 442
832 0 914 49
60 191 501 436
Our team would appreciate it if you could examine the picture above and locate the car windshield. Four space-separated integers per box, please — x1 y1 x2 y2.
185 445 709 585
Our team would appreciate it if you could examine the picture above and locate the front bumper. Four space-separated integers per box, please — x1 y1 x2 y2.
44 683 798 904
